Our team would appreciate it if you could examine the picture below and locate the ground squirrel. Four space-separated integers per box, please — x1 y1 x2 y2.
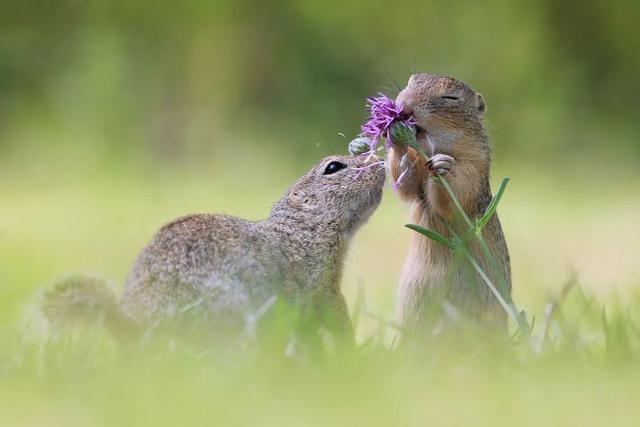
388 73 511 330
44 155 385 345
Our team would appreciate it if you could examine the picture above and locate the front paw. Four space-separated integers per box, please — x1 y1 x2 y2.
427 154 454 176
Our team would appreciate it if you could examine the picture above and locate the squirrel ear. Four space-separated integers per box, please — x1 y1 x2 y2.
288 191 304 209
475 92 486 116
288 191 315 210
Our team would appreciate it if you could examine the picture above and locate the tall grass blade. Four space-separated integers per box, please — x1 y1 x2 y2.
476 177 510 231
405 224 455 249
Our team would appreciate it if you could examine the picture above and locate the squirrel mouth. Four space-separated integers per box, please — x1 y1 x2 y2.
358 187 383 221
415 125 428 140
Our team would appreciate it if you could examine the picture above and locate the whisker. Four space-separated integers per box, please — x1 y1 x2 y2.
382 65 402 93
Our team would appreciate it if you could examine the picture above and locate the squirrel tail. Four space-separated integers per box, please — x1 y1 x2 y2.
42 275 133 341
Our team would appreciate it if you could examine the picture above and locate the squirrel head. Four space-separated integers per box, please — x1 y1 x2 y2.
396 73 488 156
269 155 385 238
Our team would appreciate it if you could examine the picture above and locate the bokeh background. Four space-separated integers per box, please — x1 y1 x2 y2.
2 0 639 327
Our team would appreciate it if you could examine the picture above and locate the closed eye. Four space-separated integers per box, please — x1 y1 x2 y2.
441 95 459 100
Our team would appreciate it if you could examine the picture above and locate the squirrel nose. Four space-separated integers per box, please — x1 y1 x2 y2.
364 153 381 164
396 92 414 116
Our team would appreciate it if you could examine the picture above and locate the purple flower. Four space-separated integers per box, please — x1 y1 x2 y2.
361 94 415 151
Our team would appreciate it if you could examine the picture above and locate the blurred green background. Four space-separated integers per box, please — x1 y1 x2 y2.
2 2 640 427
1 0 640 326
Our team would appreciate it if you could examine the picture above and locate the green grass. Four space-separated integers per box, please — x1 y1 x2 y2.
2 156 640 426
2 283 640 427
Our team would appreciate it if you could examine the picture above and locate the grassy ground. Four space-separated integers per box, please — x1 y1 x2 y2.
1 149 640 426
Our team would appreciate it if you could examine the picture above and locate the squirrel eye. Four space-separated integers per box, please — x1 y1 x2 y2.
323 161 347 175
441 95 459 100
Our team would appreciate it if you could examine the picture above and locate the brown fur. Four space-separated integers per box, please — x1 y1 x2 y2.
389 73 511 331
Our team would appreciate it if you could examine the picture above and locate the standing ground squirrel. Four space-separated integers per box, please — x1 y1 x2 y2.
44 155 385 345
388 73 511 330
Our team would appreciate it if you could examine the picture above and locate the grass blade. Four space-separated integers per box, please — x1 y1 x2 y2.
477 177 510 232
405 224 455 249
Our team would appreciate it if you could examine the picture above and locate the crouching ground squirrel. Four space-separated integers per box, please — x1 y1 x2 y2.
44 155 385 345
388 73 511 331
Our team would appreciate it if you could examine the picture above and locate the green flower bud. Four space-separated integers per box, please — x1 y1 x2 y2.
389 123 417 147
348 136 373 155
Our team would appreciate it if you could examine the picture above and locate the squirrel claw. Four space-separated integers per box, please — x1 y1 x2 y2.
427 154 454 176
